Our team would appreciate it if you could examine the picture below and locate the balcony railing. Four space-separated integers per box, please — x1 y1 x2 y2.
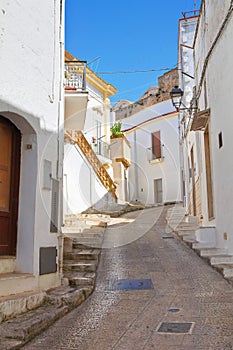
93 140 110 159
64 61 87 92
147 145 164 163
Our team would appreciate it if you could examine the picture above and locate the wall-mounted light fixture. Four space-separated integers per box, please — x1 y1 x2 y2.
170 86 198 113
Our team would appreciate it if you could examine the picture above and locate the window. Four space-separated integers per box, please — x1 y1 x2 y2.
151 131 161 159
218 132 223 149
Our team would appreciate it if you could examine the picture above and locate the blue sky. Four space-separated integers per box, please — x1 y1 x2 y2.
65 0 201 105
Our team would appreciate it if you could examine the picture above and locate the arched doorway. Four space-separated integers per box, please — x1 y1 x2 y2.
0 116 21 256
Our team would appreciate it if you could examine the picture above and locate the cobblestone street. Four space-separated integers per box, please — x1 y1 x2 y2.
23 206 233 350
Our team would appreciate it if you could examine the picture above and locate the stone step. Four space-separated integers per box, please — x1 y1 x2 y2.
62 227 84 234
64 249 100 261
184 215 198 223
63 260 97 273
210 255 233 265
0 291 46 323
200 248 227 258
0 273 36 298
0 257 15 274
73 239 103 249
213 264 233 278
182 236 198 244
64 272 96 287
177 230 196 237
176 224 199 231
192 241 216 250
0 285 94 347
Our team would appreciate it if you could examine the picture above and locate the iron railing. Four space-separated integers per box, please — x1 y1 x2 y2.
64 60 87 91
147 145 164 162
93 140 110 159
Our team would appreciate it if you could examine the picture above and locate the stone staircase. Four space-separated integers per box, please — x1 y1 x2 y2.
0 216 107 348
65 130 117 200
62 213 107 291
166 205 233 282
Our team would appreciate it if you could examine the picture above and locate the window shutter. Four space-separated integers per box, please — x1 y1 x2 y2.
152 131 161 159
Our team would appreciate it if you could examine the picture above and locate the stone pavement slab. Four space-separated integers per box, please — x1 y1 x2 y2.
22 206 233 349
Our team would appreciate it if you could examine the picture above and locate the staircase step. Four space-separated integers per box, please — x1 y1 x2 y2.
184 215 198 223
213 264 233 278
73 241 103 249
0 273 36 298
176 224 199 231
182 236 198 244
192 242 216 250
64 272 96 286
63 260 97 272
177 230 196 236
200 248 227 257
0 291 46 323
210 255 233 265
64 249 100 261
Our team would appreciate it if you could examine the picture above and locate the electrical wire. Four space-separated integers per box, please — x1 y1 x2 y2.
85 65 177 75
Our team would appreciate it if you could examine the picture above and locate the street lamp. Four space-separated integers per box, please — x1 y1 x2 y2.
170 86 197 113
170 86 183 111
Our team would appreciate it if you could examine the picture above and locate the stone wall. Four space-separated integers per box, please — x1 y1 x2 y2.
113 68 178 120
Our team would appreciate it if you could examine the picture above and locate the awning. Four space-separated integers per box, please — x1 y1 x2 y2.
190 108 210 131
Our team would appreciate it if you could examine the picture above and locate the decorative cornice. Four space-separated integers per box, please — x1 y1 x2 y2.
65 51 117 97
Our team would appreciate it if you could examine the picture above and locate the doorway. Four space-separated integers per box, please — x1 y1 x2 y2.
204 125 214 220
190 147 197 216
154 178 163 204
0 116 21 256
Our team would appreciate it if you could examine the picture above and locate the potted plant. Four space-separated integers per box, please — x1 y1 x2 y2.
110 122 124 138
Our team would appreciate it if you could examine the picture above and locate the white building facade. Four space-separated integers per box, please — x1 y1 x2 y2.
121 100 182 205
63 51 118 214
179 1 233 251
0 1 65 296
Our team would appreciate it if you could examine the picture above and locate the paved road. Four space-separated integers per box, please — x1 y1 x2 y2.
23 206 233 349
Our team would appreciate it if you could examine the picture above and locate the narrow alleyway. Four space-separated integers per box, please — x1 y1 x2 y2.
23 206 233 350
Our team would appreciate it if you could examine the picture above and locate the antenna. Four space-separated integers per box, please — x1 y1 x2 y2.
194 0 197 15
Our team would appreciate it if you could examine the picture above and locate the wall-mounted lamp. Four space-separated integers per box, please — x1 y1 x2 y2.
170 86 197 113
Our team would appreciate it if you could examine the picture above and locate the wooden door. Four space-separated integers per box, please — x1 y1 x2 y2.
190 147 197 216
154 178 163 204
204 125 214 220
0 116 21 256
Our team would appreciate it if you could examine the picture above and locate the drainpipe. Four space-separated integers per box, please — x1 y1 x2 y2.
57 0 65 279
133 130 139 201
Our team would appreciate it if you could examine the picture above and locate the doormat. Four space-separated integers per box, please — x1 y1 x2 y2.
109 278 154 291
156 322 194 334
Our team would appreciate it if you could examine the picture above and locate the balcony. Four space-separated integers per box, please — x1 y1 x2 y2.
110 135 131 168
64 61 88 131
147 145 164 164
93 139 111 160
190 109 210 131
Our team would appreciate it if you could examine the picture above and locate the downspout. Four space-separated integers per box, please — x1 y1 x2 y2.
57 0 65 279
133 130 139 201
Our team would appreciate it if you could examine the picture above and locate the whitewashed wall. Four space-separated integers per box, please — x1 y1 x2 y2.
194 0 233 251
64 80 114 213
0 0 64 290
121 100 181 205
178 16 199 215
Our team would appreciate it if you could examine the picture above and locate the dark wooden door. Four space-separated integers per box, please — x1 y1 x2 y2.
0 116 21 256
